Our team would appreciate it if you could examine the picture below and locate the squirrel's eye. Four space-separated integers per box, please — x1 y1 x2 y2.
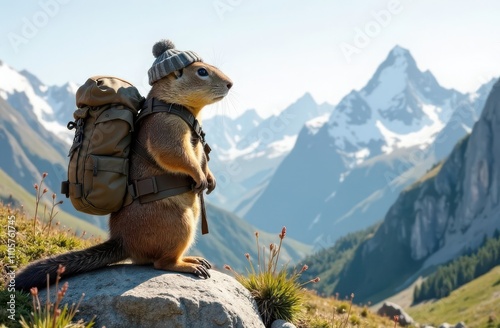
197 68 208 77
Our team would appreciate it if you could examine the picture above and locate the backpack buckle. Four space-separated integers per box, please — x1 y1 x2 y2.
133 177 158 197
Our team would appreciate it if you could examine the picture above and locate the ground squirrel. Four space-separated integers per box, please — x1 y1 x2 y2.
15 39 232 292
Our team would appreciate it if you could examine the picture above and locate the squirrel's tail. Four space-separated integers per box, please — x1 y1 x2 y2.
14 238 127 292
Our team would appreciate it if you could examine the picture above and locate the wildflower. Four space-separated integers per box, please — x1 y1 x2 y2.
255 231 259 238
312 277 320 283
42 172 48 178
34 183 39 191
245 253 250 260
300 264 309 273
224 264 233 271
30 287 38 296
57 265 66 276
279 226 286 239
52 193 56 200
42 188 48 194
57 282 69 301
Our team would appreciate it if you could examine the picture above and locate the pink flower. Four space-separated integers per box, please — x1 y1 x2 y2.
279 226 287 239
30 287 38 296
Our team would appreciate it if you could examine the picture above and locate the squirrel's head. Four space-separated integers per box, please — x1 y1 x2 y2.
147 39 233 116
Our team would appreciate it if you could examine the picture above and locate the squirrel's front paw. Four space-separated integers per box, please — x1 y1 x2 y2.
192 179 208 194
206 173 216 195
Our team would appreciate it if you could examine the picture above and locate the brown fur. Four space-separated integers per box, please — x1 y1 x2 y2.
111 62 232 277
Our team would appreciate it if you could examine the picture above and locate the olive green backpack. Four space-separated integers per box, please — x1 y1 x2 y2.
61 76 145 215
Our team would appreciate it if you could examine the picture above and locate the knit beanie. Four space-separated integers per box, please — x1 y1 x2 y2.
147 39 203 85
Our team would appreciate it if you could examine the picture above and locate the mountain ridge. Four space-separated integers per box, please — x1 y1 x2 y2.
245 46 495 247
334 79 500 302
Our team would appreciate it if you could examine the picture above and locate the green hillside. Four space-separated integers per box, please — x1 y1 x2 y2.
407 265 500 328
413 231 500 303
0 168 106 238
192 203 313 272
295 224 379 296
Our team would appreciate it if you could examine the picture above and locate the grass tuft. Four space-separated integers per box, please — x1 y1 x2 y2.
0 173 100 327
225 227 317 326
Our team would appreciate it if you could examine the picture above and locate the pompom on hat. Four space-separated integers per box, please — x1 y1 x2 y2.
147 39 203 85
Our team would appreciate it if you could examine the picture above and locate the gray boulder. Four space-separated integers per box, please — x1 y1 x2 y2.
439 323 467 328
39 265 264 328
271 319 296 328
377 302 415 326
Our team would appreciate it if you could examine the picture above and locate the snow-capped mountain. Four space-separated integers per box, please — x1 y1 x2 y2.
0 61 78 145
329 46 464 166
335 79 500 302
245 46 494 246
204 93 334 212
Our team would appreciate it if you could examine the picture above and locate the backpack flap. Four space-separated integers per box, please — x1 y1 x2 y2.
76 76 144 112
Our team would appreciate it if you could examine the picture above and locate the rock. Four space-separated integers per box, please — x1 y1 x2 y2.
271 319 296 328
39 265 264 328
377 302 415 326
439 323 467 328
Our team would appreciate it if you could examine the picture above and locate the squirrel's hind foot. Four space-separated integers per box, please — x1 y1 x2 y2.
154 256 211 279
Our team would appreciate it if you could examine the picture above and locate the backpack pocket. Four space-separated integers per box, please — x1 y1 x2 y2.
78 155 129 214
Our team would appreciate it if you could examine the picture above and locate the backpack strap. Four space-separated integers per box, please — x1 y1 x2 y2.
128 140 194 203
128 173 193 204
130 100 212 234
136 98 211 160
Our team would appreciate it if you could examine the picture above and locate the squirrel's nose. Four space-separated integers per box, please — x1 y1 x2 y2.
227 82 233 90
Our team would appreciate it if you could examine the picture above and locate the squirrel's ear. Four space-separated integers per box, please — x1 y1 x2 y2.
173 69 184 79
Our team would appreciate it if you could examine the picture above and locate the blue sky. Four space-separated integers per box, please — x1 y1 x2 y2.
1 0 499 118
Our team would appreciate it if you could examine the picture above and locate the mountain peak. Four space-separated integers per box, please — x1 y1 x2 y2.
389 45 411 57
362 48 416 97
236 108 262 123
287 92 315 109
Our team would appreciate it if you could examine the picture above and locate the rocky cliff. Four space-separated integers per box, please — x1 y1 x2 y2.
335 79 500 302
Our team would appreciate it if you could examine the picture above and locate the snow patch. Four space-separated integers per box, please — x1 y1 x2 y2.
378 104 445 153
267 135 297 159
308 214 321 230
0 63 29 94
305 113 329 135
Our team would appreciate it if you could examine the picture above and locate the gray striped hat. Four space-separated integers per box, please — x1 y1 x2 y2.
148 39 203 85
